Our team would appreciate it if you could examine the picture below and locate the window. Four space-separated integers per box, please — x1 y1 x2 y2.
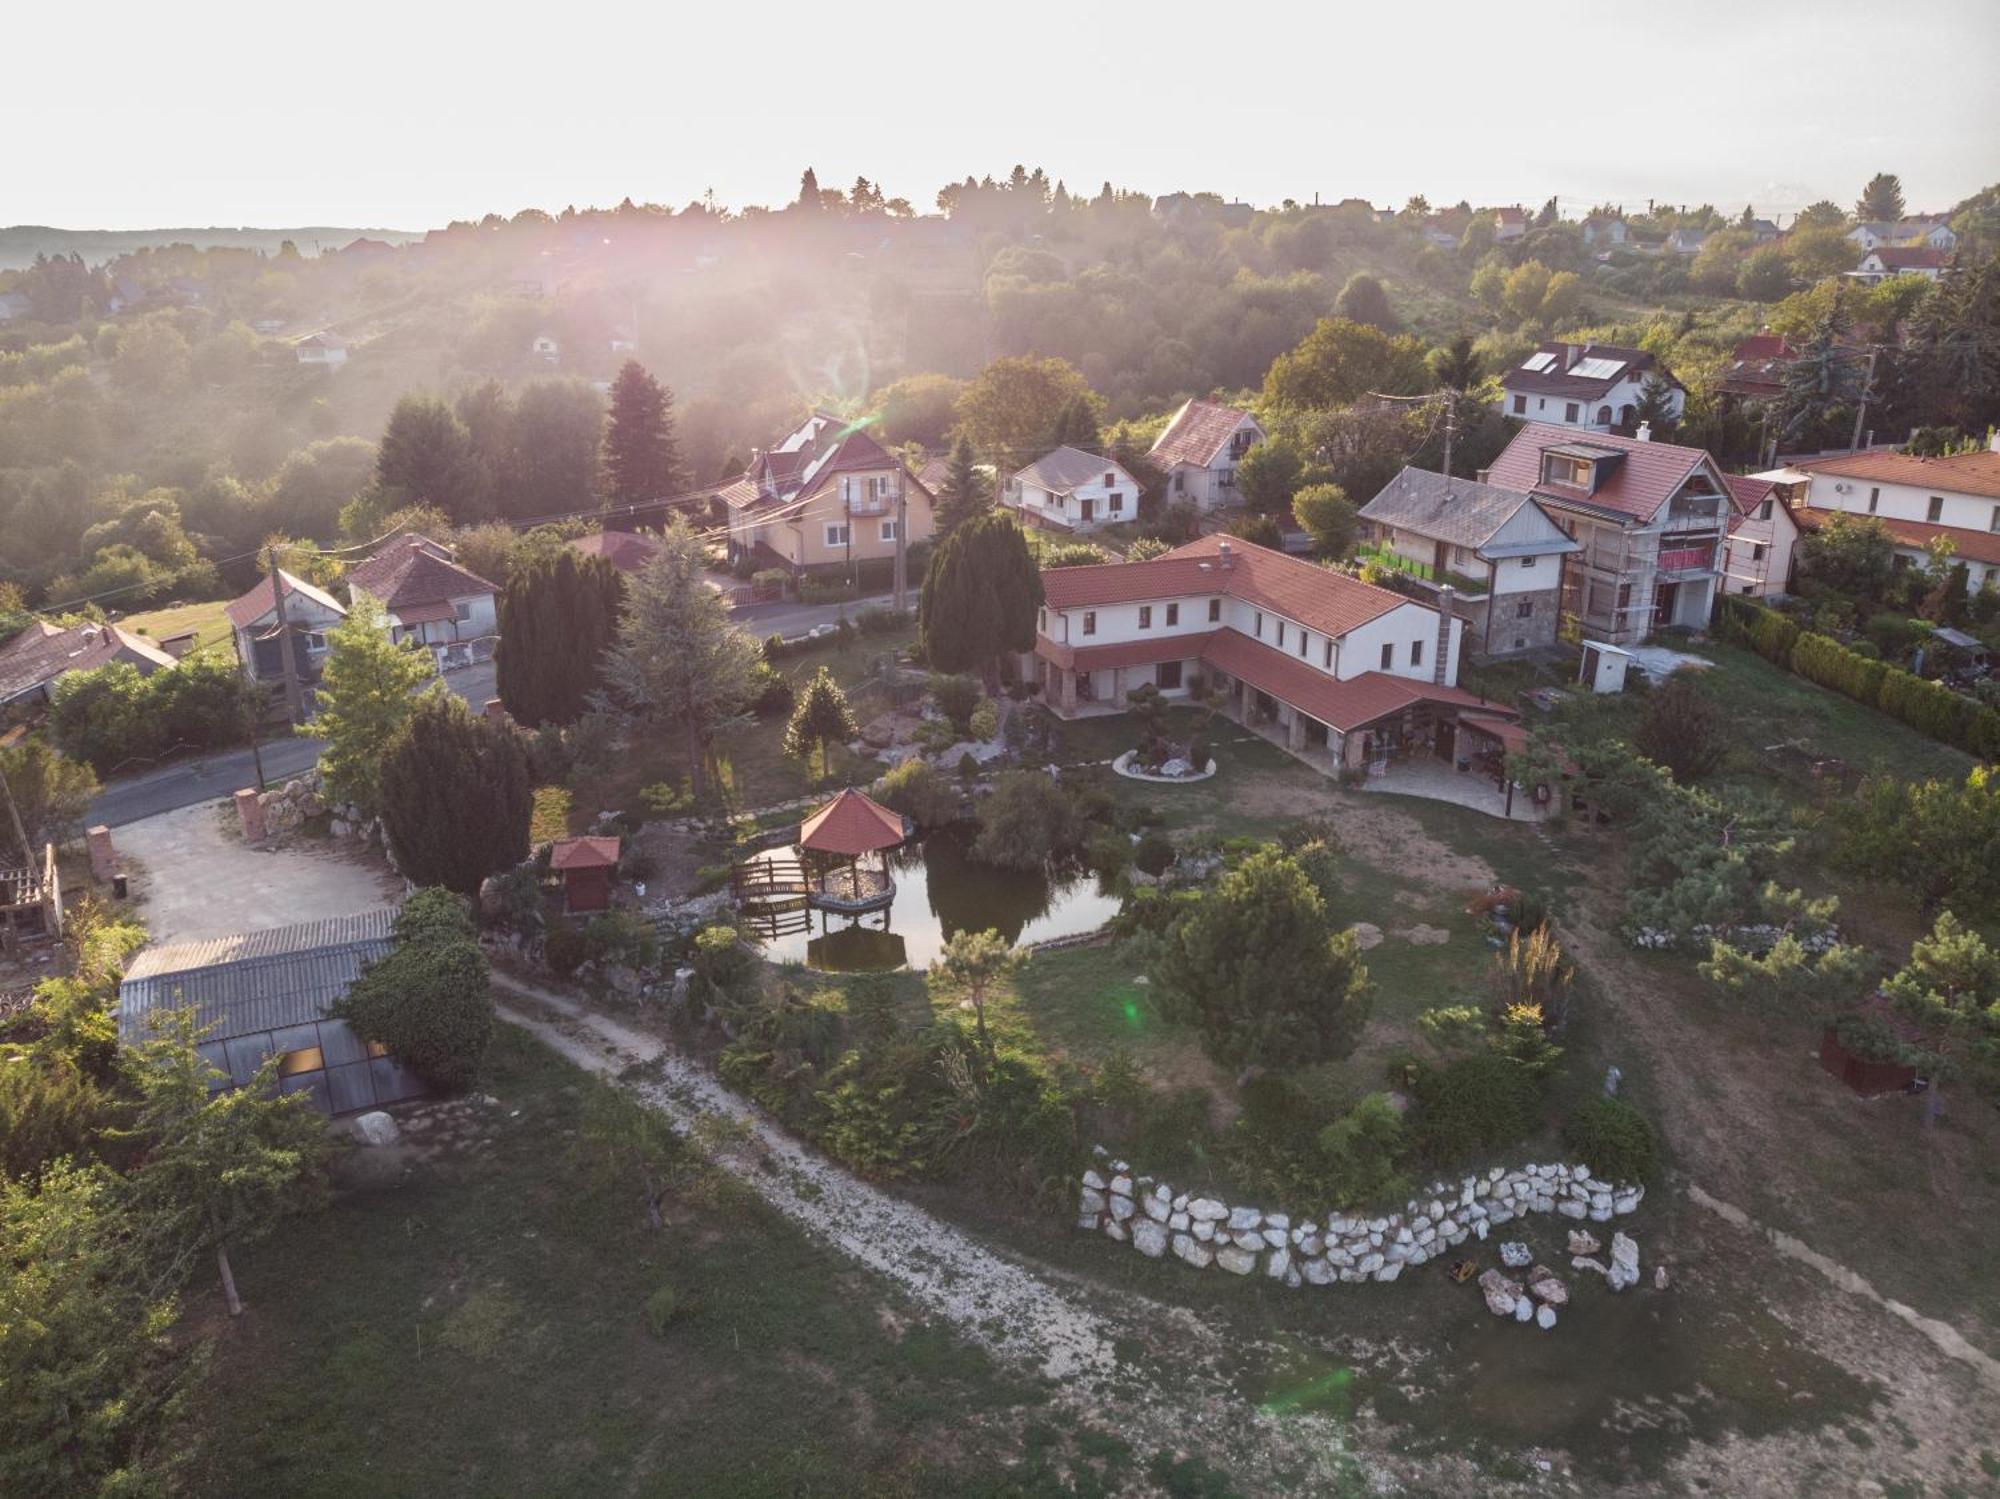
880 520 898 542
1511 394 1527 415
1752 543 1767 561
1616 582 1632 614
1173 471 1187 493
1323 640 1334 668
1411 639 1424 667
1275 621 1286 648
1542 454 1589 487
1867 487 1880 513
1517 600 1534 619
1139 606 1153 629
1564 402 1580 423
1037 608 1047 636
453 600 473 622
1254 610 1264 637
1165 602 1179 626
1298 630 1308 658
1380 642 1393 669
1520 555 1536 568
1103 472 1115 487
1757 498 1774 521
303 632 327 653
1082 611 1096 636
1595 405 1612 425
1108 492 1123 514
1991 505 2000 533
1207 598 1221 622
278 1045 325 1077
1928 495 1945 522
825 523 849 547
1157 661 1183 690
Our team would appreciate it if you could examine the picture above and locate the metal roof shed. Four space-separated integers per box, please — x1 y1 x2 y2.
118 908 425 1115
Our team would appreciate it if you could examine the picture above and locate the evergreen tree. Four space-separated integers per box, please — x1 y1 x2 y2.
309 596 437 814
1883 911 2000 1123
599 518 762 797
602 360 684 503
496 547 624 726
933 434 988 535
798 167 822 210
1428 333 1482 390
378 693 534 896
1535 195 1559 227
1632 373 1682 433
1047 393 1102 451
918 511 1042 685
783 665 859 780
927 928 1022 1055
1856 171 1906 223
375 395 476 521
1775 292 1862 445
1889 252 2000 435
124 1009 330 1315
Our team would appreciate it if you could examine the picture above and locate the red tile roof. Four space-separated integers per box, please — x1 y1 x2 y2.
1042 534 1410 644
550 835 621 870
1793 506 2000 567
1793 447 2000 501
346 535 496 608
569 529 663 574
1723 474 1778 516
1199 629 1509 732
1486 423 1719 524
1863 245 1948 271
1501 342 1674 400
0 623 175 705
1148 399 1258 470
224 570 347 630
799 788 908 857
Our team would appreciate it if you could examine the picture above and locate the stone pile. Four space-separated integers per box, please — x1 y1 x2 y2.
256 775 327 838
1630 919 1840 954
1077 1153 1644 1290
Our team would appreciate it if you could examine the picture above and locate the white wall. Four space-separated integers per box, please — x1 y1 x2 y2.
1012 468 1138 531
1500 372 1680 430
1807 472 2000 537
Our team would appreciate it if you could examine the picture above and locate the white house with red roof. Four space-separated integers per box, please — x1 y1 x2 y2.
1031 534 1522 781
716 411 936 574
1848 245 1951 285
1146 398 1265 512
345 534 499 668
1003 446 1141 533
1791 438 2000 592
1719 474 1801 599
1492 206 1527 243
225 570 348 690
0 620 177 711
1482 423 1733 643
1498 342 1683 434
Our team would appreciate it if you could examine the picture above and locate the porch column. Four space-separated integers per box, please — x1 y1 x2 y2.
1286 709 1308 752
1112 667 1126 707
1058 669 1077 714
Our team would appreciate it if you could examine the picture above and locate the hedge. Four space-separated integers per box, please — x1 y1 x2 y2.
1715 596 2000 758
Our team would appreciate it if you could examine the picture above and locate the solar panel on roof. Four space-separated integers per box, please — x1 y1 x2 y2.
1568 356 1626 381
1521 351 1556 373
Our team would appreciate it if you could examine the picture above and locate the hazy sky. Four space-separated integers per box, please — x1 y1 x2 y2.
10 0 1997 229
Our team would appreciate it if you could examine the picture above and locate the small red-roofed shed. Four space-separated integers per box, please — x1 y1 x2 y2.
550 835 621 913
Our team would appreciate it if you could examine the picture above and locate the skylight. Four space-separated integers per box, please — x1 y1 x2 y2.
1568 356 1627 381
1520 351 1556 373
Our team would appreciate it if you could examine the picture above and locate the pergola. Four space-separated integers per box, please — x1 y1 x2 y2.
798 788 909 913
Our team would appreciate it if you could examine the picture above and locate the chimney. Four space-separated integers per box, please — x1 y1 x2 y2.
1434 588 1454 685
1635 421 1652 443
1216 539 1235 569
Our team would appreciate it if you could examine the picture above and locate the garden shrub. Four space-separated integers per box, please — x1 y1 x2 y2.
1132 830 1175 877
1409 1053 1540 1165
956 751 980 781
818 1079 924 1177
875 758 959 828
749 659 794 716
529 785 572 845
543 919 586 976
1316 1092 1410 1208
854 605 908 635
582 908 658 971
643 1285 682 1336
1561 1096 1660 1183
1227 1080 1409 1211
1086 829 1129 879
688 925 759 1016
970 771 1088 870
929 672 982 733
336 889 494 1091
48 656 248 773
843 973 903 1049
969 699 999 741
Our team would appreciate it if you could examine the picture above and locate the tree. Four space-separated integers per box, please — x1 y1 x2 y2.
336 888 495 1092
1334 272 1399 332
1046 393 1102 452
783 665 858 780
1798 512 1895 602
378 693 534 895
266 437 377 538
872 373 966 447
954 356 1099 459
1292 483 1358 559
968 770 1084 870
1226 512 1283 548
933 433 988 535
1775 288 1863 445
1233 440 1304 515
602 360 684 503
310 596 437 813
1636 672 1723 781
1786 224 1860 281
1263 316 1432 410
1153 847 1372 1070
1501 260 1553 325
0 739 97 854
502 379 604 520
927 927 1023 1053
1856 172 1906 224
918 511 1042 685
1796 199 1847 229
1428 334 1482 391
599 517 763 798
797 167 823 210
124 1008 330 1315
1833 768 2000 915
1701 885 1874 1015
1737 245 1793 301
496 547 624 726
375 395 476 520
1882 911 2000 1121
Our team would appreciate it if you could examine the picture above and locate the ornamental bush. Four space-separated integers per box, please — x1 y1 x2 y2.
1561 1096 1661 1183
1409 1053 1540 1165
336 889 494 1092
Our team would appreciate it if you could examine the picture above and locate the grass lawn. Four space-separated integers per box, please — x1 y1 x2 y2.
186 1028 1084 1498
113 597 233 656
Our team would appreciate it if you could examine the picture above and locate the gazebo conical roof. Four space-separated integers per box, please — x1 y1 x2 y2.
799 787 908 857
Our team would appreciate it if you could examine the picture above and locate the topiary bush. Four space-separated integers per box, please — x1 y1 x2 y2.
1561 1096 1661 1183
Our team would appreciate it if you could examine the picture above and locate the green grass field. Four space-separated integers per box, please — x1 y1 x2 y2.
113 598 234 656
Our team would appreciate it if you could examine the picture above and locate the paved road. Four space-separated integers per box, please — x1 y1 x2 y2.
89 662 498 828
733 592 901 639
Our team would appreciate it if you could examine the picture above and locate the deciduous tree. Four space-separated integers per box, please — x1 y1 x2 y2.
1262 316 1432 409
310 595 437 813
0 739 97 854
954 355 1099 459
1291 482 1358 558
336 888 494 1092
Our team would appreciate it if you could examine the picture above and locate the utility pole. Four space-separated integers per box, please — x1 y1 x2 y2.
1849 345 1880 455
1441 394 1457 481
892 475 908 614
0 760 34 868
265 544 306 727
230 617 267 789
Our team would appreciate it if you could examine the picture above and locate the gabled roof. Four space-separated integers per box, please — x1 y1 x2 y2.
1358 466 1578 553
1012 445 1131 494
225 570 347 630
1793 505 2000 568
1794 446 2000 501
1041 533 1410 642
1501 341 1670 399
721 415 920 516
0 623 176 705
569 529 662 574
1148 398 1259 470
1198 629 1511 732
346 534 497 609
1485 423 1719 525
1861 245 1949 271
799 788 908 857
1722 474 1779 516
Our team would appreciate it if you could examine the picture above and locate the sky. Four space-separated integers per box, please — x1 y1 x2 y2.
8 0 1998 230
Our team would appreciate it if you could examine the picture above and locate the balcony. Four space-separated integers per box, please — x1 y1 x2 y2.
1655 543 1716 577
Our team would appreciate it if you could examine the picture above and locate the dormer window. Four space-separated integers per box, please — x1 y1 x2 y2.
1543 454 1590 488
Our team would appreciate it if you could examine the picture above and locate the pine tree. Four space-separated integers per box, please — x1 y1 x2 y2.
375 395 476 520
1776 292 1861 444
1632 373 1682 433
798 167 822 210
309 596 437 814
124 1009 330 1315
602 361 684 504
1047 394 1102 452
1856 172 1906 224
918 511 1042 685
783 665 859 780
496 548 624 726
378 693 534 896
934 434 987 535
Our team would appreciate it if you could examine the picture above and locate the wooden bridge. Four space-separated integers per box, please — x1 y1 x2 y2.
730 854 895 918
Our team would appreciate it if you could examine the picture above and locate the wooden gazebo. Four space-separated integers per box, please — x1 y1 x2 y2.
796 788 910 914
550 835 620 913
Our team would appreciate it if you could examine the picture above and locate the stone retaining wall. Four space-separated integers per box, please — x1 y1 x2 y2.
1079 1153 1643 1286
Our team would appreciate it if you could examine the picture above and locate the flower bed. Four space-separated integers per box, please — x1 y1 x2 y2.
1112 750 1217 784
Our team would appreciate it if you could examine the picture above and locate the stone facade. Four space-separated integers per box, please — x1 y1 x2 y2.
1460 584 1565 658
